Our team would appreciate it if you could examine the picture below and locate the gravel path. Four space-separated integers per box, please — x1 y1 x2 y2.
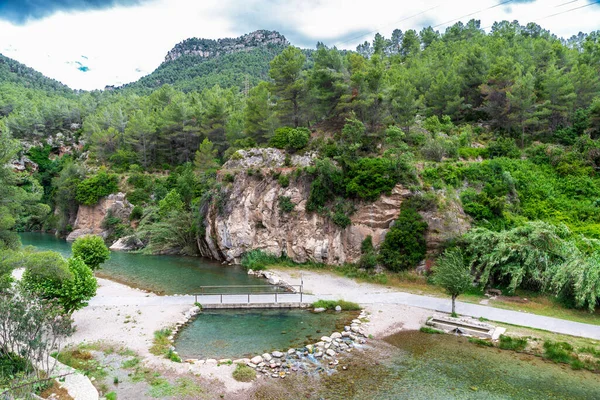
273 269 600 340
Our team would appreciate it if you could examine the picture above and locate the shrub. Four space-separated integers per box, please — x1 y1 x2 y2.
498 335 528 352
150 329 172 356
130 206 143 221
346 158 399 201
311 299 360 311
240 250 279 271
232 364 256 382
359 236 377 269
378 208 428 272
287 127 310 150
223 173 235 183
488 137 521 159
270 127 293 149
22 254 97 314
72 235 110 271
278 196 295 213
277 173 290 188
76 170 119 206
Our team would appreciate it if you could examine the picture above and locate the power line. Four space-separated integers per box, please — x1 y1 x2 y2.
334 4 440 48
555 0 581 7
481 0 600 29
431 0 513 29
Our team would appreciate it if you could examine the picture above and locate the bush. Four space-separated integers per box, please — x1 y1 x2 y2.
130 206 143 221
278 196 295 213
270 127 294 149
240 250 280 271
75 170 119 206
311 299 360 311
72 235 110 271
468 337 493 347
378 208 428 272
23 254 97 313
346 158 399 201
359 236 377 269
277 173 290 188
232 364 256 382
488 137 521 159
287 127 310 150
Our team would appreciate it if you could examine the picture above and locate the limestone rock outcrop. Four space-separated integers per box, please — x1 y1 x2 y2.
66 193 133 242
109 235 144 251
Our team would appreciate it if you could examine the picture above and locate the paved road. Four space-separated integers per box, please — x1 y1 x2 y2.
89 289 600 340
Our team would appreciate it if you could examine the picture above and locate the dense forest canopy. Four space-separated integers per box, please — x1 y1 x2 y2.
2 20 600 310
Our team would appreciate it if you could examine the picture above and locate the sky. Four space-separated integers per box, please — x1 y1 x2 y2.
0 0 599 91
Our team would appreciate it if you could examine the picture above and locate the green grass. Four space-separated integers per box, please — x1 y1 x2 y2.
419 327 444 334
498 335 528 352
121 357 140 369
311 299 361 311
468 337 493 347
232 364 257 382
54 348 108 381
149 329 172 357
543 341 575 364
106 392 117 400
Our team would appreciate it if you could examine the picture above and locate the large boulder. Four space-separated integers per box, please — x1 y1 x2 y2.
67 193 133 242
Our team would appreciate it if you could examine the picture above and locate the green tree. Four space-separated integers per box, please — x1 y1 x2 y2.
194 138 219 173
269 46 306 127
378 208 428 271
71 235 110 271
432 248 473 316
244 82 276 143
507 71 538 147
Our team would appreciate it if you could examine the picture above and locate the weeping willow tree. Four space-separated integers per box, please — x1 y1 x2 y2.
464 221 600 311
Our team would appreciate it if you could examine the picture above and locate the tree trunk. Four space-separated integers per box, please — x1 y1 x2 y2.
451 294 457 316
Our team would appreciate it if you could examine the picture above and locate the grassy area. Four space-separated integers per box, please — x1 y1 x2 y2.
149 328 181 362
311 299 361 311
53 348 108 381
232 364 256 382
269 262 600 326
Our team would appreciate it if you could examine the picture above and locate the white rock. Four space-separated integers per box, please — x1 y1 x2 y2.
218 359 232 364
326 349 336 357
247 269 254 275
247 362 257 369
335 305 342 312
205 359 217 364
331 332 342 339
287 349 295 355
352 319 361 324
313 307 326 313
342 331 351 337
251 355 263 364
262 353 273 362
315 351 323 358
272 351 284 358
320 336 332 343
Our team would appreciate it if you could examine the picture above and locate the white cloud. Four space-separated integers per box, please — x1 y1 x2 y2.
1 0 598 90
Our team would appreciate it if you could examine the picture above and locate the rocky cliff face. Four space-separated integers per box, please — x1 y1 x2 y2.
66 193 133 242
198 149 471 265
164 30 289 63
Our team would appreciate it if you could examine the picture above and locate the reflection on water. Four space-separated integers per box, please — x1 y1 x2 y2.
19 232 270 295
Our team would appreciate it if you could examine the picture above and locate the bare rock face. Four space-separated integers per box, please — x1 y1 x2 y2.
223 148 317 170
198 169 411 264
66 193 133 242
164 30 289 63
110 235 143 251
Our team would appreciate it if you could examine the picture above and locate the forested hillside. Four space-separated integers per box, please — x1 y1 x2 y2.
3 20 600 311
120 30 290 93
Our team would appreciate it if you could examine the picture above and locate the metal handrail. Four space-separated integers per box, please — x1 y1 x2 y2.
192 284 304 304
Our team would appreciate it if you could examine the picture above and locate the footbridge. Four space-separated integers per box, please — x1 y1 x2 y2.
191 284 311 309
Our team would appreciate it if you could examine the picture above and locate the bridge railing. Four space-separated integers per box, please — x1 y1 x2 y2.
192 284 304 304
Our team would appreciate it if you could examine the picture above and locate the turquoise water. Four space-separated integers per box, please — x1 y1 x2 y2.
175 309 356 359
19 233 270 295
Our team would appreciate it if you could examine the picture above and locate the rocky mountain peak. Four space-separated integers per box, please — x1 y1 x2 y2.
164 30 289 63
